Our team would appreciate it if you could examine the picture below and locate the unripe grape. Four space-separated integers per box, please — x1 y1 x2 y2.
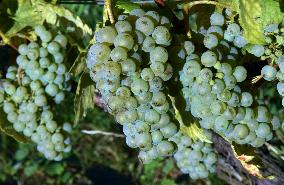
160 123 177 138
46 120 58 133
210 12 224 26
151 130 163 144
53 52 64 64
39 47 48 57
135 133 152 150
18 44 29 55
145 109 160 123
150 46 168 63
215 116 229 132
47 41 61 54
34 94 47 106
115 20 132 33
201 51 217 67
142 36 156 52
156 141 175 156
261 65 277 81
121 58 136 76
277 82 284 96
45 83 59 97
255 123 271 139
233 66 247 82
114 33 134 50
241 92 253 107
110 46 128 62
152 26 171 46
131 78 149 96
51 133 64 145
136 17 155 36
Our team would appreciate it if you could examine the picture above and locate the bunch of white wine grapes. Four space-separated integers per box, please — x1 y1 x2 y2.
0 25 72 161
87 8 178 164
87 8 218 179
171 132 217 180
179 12 281 147
243 23 284 108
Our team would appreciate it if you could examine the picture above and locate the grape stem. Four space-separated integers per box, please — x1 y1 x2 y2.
184 0 231 13
105 0 115 24
0 31 19 52
17 68 23 85
81 129 125 137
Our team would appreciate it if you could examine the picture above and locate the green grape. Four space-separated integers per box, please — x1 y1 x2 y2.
18 44 29 55
110 46 128 62
160 123 177 138
201 51 217 67
255 123 271 139
54 34 68 48
114 33 134 50
136 16 155 36
141 68 155 81
131 78 149 96
142 36 156 52
150 46 168 63
240 92 253 107
145 109 160 123
156 141 174 156
152 26 171 46
115 20 132 33
121 58 136 76
47 41 61 54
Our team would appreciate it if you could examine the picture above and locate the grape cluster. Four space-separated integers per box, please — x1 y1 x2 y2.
171 132 216 180
245 23 284 107
87 9 178 163
180 12 280 147
87 8 218 179
0 25 72 161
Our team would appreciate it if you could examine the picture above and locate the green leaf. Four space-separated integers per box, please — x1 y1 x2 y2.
15 146 29 161
46 163 65 176
169 96 211 143
37 1 92 35
0 109 28 143
6 0 43 36
115 0 140 13
260 0 284 28
217 0 239 12
162 159 174 174
239 0 266 44
24 164 38 177
239 0 284 44
74 71 95 125
161 179 177 185
69 51 87 77
6 0 92 42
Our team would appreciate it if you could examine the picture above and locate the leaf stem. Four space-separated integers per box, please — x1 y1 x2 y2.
0 31 19 52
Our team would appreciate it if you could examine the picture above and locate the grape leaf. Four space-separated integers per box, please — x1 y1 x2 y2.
239 0 284 44
74 72 95 125
6 0 92 39
115 0 140 13
260 0 284 28
169 96 211 143
239 0 265 44
6 0 43 36
69 51 87 77
0 109 28 143
217 0 240 12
